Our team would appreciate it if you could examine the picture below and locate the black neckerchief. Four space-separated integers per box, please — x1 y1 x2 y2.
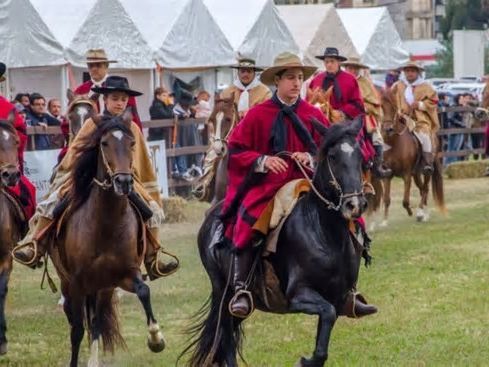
322 71 342 102
270 93 317 155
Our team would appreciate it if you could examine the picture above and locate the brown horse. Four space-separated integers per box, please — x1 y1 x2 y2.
50 112 165 367
307 87 345 124
378 89 446 226
66 89 97 138
199 94 239 206
0 111 24 355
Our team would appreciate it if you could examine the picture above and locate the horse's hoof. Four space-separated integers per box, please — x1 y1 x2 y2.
0 341 7 355
368 222 376 232
416 208 424 222
294 356 325 367
147 323 165 353
379 220 388 228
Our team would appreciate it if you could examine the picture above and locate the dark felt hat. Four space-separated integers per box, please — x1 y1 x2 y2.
91 76 142 97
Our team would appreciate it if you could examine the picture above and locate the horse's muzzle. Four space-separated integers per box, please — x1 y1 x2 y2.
1 168 20 187
113 173 134 196
341 195 366 220
212 141 227 157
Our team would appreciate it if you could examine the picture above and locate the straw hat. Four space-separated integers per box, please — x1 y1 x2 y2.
84 48 117 64
260 52 317 85
341 57 369 69
230 57 264 71
399 61 424 72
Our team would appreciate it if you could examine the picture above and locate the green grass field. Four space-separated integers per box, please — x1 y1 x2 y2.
1 177 488 366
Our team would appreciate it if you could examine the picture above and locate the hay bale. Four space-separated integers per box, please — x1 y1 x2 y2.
162 196 187 223
445 159 489 179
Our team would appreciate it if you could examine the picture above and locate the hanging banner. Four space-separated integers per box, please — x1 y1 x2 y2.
24 149 60 200
147 140 169 198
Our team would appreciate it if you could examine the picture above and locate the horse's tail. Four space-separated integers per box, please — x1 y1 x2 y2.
179 266 243 366
432 155 447 214
87 289 126 354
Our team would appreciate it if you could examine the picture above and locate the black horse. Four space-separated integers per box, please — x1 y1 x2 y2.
183 117 372 367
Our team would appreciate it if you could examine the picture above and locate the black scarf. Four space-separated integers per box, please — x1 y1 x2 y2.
270 93 317 155
322 72 342 102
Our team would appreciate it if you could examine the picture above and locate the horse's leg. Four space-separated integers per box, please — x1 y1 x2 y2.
288 288 336 367
87 294 100 367
402 174 413 216
381 178 392 227
413 173 430 222
0 267 10 355
68 294 85 367
123 274 165 353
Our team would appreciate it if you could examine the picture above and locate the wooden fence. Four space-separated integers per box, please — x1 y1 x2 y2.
24 106 488 190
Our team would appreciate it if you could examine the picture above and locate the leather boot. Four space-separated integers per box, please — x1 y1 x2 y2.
13 215 54 268
128 191 153 222
341 291 378 318
229 248 253 318
372 144 392 178
422 152 434 176
144 227 178 280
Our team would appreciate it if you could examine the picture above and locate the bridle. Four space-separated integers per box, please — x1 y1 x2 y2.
92 129 134 190
277 151 364 212
208 101 239 155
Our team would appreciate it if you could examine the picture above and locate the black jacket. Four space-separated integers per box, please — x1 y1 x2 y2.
148 99 174 141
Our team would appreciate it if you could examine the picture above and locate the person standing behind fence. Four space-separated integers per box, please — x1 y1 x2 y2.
47 98 67 149
74 49 142 129
445 94 466 166
148 87 174 144
25 93 60 150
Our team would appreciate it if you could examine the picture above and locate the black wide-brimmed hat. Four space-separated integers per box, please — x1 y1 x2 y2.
173 78 197 106
0 62 6 83
315 47 347 62
91 76 142 97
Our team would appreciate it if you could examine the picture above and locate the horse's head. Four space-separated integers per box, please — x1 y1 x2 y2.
312 116 366 220
0 110 20 187
309 87 332 118
380 88 401 136
207 93 239 157
93 111 135 196
67 89 97 137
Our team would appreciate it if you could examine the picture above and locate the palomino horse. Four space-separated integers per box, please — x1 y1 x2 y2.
307 87 345 124
0 111 24 355
50 112 165 367
200 93 239 206
380 89 445 224
184 118 369 367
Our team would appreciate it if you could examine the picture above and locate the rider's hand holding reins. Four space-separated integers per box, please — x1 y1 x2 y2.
291 152 312 167
265 156 288 174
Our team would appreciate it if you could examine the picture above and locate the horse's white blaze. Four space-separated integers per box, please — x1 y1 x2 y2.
76 106 89 126
87 340 99 367
112 130 124 141
340 142 354 156
214 111 224 140
2 131 10 141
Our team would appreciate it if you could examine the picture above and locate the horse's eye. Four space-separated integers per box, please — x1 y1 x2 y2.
130 141 136 147
328 153 336 161
101 141 109 147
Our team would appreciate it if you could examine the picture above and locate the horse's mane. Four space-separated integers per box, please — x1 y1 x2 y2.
69 117 133 210
319 119 360 157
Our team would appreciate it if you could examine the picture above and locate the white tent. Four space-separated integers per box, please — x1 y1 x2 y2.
337 7 409 70
65 0 159 119
205 0 299 67
0 0 66 100
278 4 357 68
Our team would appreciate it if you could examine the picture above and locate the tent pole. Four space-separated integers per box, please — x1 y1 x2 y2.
60 65 68 113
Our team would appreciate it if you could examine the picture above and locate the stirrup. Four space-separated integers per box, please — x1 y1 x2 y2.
12 240 41 268
228 289 254 319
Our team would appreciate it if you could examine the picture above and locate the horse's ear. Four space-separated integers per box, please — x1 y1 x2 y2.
67 88 75 103
7 109 16 125
311 117 328 136
350 115 363 134
121 109 133 128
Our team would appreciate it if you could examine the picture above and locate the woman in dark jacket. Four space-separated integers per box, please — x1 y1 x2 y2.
148 87 174 144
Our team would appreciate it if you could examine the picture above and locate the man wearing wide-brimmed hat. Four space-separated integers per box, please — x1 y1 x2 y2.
74 49 142 129
0 62 37 222
193 57 271 200
342 57 392 178
391 61 439 175
220 52 330 318
221 57 272 118
308 47 364 123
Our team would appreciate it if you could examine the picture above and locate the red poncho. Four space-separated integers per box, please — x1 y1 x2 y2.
75 80 142 129
222 98 330 249
0 96 36 219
